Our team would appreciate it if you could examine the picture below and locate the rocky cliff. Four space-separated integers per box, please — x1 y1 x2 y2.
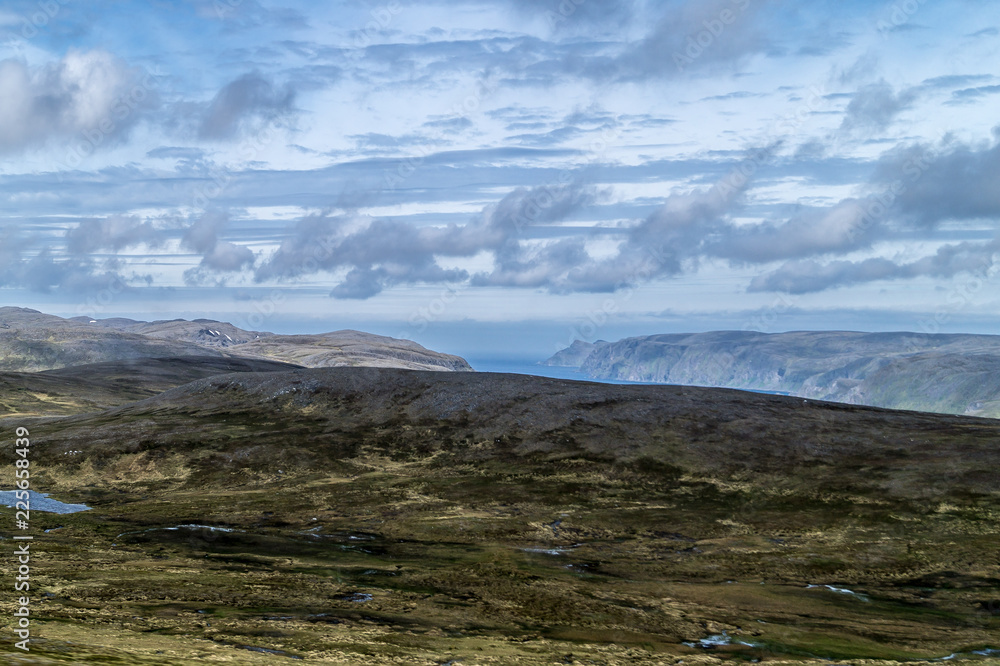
547 330 1000 418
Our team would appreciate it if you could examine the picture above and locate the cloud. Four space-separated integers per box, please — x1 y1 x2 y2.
749 239 1000 293
185 0 308 29
146 146 206 160
422 117 474 131
65 215 160 255
504 0 639 33
712 199 879 264
616 0 776 80
255 182 600 298
967 27 999 38
473 171 749 292
949 84 1000 104
871 134 1000 225
0 226 144 294
182 211 255 274
748 257 899 293
198 72 296 140
0 50 154 155
839 81 917 136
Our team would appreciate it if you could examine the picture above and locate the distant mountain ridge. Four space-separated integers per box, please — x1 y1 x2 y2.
0 307 472 373
544 330 1000 418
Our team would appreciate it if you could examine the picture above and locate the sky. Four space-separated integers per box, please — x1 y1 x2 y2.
0 0 999 361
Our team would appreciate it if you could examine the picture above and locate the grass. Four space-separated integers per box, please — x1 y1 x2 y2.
1 367 999 663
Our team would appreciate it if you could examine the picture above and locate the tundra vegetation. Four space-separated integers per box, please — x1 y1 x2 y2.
1 361 998 664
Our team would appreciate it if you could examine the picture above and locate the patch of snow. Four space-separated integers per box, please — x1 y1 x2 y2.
521 547 566 556
684 633 732 648
806 584 870 601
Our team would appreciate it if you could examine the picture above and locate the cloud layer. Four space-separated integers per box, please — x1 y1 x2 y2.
0 0 996 331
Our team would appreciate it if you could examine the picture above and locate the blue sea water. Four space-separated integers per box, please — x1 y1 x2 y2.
467 357 656 384
466 357 790 395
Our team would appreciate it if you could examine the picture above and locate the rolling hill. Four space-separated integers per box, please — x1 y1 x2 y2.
1 307 472 373
1 365 997 663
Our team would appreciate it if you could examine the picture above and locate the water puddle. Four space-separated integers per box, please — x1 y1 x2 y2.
935 648 1000 661
521 547 567 556
683 632 759 649
0 490 90 514
237 644 303 659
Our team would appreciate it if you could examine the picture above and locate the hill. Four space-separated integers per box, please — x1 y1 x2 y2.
75 316 272 348
545 330 1000 418
0 307 223 371
2 307 472 372
0 356 301 418
3 366 997 663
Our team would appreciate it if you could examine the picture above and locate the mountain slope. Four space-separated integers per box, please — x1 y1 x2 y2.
547 330 1000 418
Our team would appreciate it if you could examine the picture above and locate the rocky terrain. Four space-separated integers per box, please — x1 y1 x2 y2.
0 307 472 373
0 364 997 663
545 330 1000 418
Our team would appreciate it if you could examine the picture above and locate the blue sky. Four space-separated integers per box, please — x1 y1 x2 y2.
1 0 999 359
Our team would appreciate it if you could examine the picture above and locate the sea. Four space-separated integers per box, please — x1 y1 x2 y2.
466 357 790 395
467 357 649 384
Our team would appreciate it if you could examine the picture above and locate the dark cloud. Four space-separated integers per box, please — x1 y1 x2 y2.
740 133 1000 294
198 72 296 140
255 182 601 298
871 134 1000 225
749 257 898 293
749 239 1000 293
472 169 750 293
182 211 255 274
712 199 879 264
337 1 832 87
839 81 917 136
0 227 143 294
615 0 777 80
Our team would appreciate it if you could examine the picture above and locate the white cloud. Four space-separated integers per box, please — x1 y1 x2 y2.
0 50 154 155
